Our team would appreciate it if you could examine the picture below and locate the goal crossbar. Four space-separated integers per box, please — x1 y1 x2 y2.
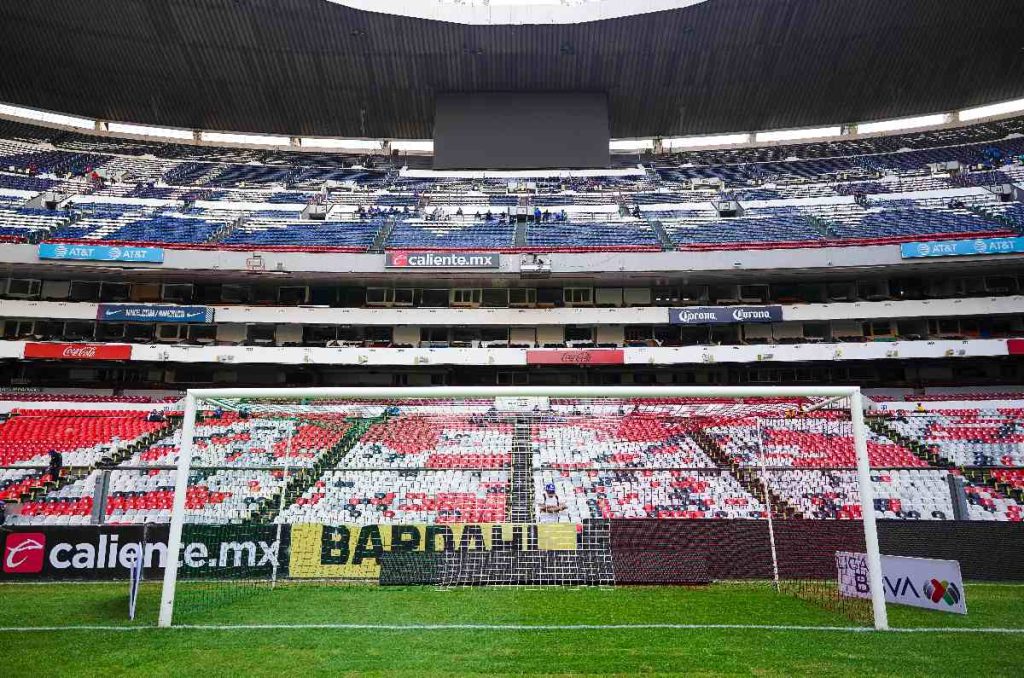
157 385 888 630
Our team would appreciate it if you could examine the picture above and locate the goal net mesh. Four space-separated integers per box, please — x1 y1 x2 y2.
160 391 880 627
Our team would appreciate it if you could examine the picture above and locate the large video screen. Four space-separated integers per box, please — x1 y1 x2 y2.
433 92 609 170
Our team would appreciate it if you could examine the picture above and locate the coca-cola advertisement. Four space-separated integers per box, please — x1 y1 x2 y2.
23 343 133 361
526 349 624 365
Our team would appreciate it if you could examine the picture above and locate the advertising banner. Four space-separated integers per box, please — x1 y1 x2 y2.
837 551 967 614
38 243 165 263
0 525 285 581
669 306 783 325
385 251 500 269
289 523 579 579
24 343 133 361
97 304 215 323
525 349 624 365
1008 339 1024 356
900 237 1024 259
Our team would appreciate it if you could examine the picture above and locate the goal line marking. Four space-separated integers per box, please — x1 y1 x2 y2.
2 623 1023 634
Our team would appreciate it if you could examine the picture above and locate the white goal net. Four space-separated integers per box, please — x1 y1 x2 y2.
157 386 887 630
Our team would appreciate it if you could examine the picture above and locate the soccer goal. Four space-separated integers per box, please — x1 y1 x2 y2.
157 386 887 630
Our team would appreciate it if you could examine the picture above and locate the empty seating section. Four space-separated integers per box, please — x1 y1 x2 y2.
7 413 353 525
765 469 955 520
341 416 512 469
0 115 1016 252
526 221 662 250
385 220 515 250
706 417 925 468
664 209 827 248
0 392 173 403
221 216 379 250
131 414 349 469
532 415 714 469
1 405 1024 523
0 411 170 524
102 468 287 525
0 467 47 501
278 469 509 525
0 196 69 242
50 203 231 245
538 469 766 520
825 204 1009 241
886 411 1024 466
992 469 1024 490
0 411 166 466
964 482 1023 521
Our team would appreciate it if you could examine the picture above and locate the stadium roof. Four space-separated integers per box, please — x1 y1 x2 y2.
0 0 1021 140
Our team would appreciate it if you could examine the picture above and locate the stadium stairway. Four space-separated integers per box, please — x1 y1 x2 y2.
249 416 378 525
205 215 245 244
508 416 535 522
13 415 177 507
971 202 1024 234
369 218 397 253
513 221 528 248
688 430 798 519
805 213 840 239
868 417 1024 504
648 219 675 250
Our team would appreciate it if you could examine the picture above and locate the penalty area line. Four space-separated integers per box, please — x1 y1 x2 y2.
1 623 1024 634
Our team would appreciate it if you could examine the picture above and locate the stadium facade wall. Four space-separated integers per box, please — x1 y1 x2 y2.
0 242 912 275
4 297 1024 326
0 339 1013 367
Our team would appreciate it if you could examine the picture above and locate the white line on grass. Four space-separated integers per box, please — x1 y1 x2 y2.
1 623 1024 633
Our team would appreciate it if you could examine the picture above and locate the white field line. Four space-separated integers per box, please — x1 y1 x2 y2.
1 623 1023 633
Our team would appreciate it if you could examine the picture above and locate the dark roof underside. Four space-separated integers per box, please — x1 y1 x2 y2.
0 0 1022 139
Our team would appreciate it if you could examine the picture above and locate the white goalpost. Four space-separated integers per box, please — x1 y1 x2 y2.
157 385 888 630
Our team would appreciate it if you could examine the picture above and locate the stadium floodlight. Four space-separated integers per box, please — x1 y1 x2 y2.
107 122 194 141
663 133 751 150
857 114 949 135
959 97 1024 122
0 102 94 130
158 385 888 631
203 131 291 146
755 126 842 143
300 137 382 151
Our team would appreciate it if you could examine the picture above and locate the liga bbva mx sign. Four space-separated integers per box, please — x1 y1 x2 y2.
837 551 967 614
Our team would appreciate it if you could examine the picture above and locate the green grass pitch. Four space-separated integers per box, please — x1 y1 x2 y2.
1 582 1022 676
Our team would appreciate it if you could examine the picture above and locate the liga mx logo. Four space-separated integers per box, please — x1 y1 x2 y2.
923 578 961 606
3 533 46 574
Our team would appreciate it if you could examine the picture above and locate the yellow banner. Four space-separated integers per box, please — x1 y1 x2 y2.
289 523 579 579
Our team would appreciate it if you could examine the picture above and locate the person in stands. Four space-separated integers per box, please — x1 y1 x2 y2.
47 449 63 483
915 402 926 413
538 483 567 517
